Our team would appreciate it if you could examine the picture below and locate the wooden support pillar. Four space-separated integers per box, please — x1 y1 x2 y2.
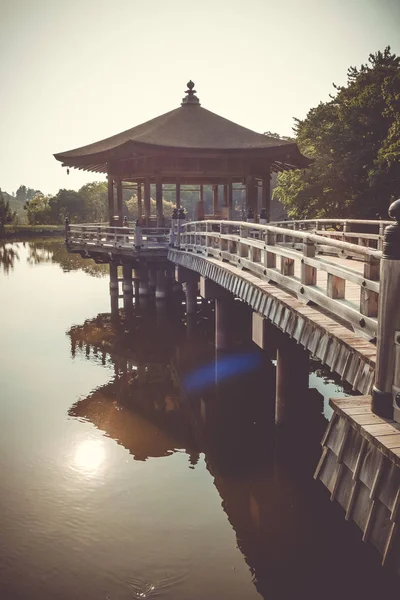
116 179 123 225
261 173 271 223
109 263 118 291
213 185 219 217
176 179 181 209
215 295 234 351
156 177 163 227
107 175 114 225
143 178 151 226
276 335 309 426
137 182 143 223
227 178 233 220
246 176 257 218
372 200 400 421
197 184 205 220
185 280 198 315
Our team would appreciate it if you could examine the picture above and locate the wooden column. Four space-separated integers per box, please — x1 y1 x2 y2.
213 185 219 217
261 172 271 222
116 179 123 225
107 175 114 225
246 176 257 216
144 178 151 226
156 177 163 227
137 182 143 223
176 179 181 209
198 184 205 220
227 178 233 220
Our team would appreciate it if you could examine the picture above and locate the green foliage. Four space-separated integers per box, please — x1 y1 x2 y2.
79 182 108 222
0 190 17 236
275 47 400 219
125 195 175 219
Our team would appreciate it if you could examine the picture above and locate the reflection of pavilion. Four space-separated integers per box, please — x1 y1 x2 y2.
68 309 198 462
67 309 340 599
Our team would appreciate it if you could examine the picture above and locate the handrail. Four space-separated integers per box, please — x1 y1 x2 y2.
181 220 382 259
176 219 380 339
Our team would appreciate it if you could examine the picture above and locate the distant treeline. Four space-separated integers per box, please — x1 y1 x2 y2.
1 178 285 227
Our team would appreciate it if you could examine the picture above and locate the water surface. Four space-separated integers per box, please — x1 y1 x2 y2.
0 239 397 600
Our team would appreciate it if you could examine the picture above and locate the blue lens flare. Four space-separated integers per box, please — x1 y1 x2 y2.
183 351 262 392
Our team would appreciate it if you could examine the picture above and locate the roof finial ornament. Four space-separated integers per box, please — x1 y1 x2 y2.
181 80 200 106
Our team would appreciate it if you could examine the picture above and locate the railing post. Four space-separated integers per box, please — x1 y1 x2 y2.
301 237 317 285
372 199 400 421
263 230 276 268
239 222 249 258
360 255 380 318
134 220 142 250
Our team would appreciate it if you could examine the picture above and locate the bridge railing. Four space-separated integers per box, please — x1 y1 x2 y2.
271 218 392 250
66 223 170 250
178 220 382 339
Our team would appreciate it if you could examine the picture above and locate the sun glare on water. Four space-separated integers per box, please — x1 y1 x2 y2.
74 439 106 473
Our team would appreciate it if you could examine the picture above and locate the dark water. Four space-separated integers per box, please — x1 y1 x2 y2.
0 239 398 600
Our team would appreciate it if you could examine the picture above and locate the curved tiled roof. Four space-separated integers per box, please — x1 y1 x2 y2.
54 82 311 173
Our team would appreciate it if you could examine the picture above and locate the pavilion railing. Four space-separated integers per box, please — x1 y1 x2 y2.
175 220 382 340
66 223 170 250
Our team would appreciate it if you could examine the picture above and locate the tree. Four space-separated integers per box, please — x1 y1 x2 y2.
275 48 400 219
24 193 53 224
0 189 17 236
79 181 108 222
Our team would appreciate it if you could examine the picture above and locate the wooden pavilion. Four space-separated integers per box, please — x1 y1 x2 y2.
54 81 310 226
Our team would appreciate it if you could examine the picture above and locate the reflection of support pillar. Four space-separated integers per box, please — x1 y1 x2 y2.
133 277 140 300
148 266 157 294
110 289 119 319
185 280 198 315
122 263 133 314
139 265 149 296
156 268 167 299
276 335 309 426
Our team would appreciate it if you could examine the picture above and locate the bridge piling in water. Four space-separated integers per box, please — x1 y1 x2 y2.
275 335 310 426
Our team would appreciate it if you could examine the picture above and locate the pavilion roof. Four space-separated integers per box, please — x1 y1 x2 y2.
54 81 311 173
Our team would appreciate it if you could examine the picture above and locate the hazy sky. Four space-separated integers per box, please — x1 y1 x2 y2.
1 0 399 195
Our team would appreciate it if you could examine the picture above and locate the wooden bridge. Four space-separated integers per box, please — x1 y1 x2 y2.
66 212 400 573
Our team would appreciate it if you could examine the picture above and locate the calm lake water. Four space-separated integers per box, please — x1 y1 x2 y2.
0 239 398 600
